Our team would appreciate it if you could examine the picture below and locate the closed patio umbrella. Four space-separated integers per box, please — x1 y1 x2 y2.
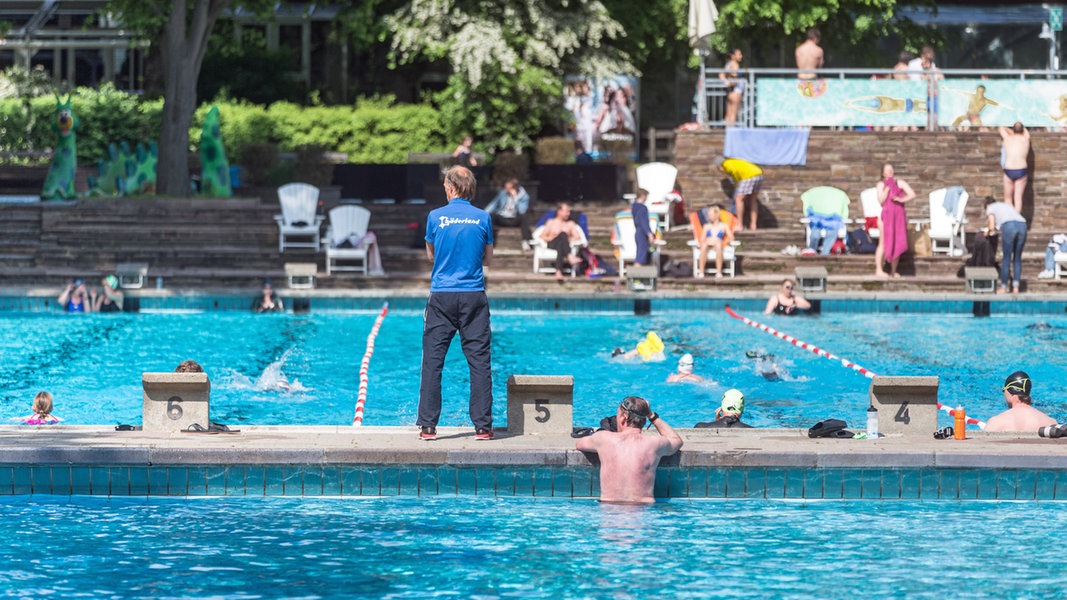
688 0 719 126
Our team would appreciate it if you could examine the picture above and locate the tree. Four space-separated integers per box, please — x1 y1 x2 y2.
386 0 635 152
105 0 271 196
710 0 936 68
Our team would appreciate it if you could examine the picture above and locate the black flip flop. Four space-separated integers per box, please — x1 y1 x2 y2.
183 423 216 434
209 422 241 434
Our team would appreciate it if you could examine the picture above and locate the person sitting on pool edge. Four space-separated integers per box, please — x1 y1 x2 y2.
764 279 811 316
19 391 61 425
695 388 752 428
575 396 683 504
984 371 1057 432
667 353 704 383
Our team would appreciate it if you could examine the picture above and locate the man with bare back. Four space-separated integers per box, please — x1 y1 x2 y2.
795 28 823 80
575 396 683 504
1000 121 1030 214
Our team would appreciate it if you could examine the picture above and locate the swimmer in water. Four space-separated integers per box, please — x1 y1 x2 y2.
667 353 705 383
19 391 61 425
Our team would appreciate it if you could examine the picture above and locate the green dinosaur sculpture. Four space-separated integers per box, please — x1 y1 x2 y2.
200 106 232 197
40 92 78 200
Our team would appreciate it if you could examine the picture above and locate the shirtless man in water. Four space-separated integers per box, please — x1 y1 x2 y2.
794 28 823 80
984 371 1057 432
1000 122 1030 214
576 396 683 504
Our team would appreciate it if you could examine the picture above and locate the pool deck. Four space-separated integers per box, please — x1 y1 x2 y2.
3 425 1066 470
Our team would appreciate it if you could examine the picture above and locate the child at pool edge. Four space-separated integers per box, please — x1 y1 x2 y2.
21 391 61 425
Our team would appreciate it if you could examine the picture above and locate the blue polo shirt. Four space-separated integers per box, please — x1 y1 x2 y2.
425 198 494 292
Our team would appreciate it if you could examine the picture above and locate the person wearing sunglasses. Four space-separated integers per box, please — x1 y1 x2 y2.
764 279 811 316
984 371 1057 432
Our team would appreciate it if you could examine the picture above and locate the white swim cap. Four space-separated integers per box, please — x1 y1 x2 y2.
678 353 694 374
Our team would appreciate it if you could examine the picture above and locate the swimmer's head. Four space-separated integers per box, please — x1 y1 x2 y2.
32 391 53 415
1003 371 1032 402
73 278 84 287
175 359 204 374
678 353 694 374
105 275 119 289
618 395 651 428
721 388 745 416
1012 121 1024 134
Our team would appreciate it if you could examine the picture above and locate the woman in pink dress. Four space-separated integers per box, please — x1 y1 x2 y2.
873 163 916 277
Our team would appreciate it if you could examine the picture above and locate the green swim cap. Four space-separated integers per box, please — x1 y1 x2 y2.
105 275 119 288
721 389 744 415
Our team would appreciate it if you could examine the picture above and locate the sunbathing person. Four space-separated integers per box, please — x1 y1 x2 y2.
538 203 585 281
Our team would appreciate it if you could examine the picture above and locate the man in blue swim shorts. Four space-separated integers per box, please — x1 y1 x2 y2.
418 166 495 441
1000 122 1030 214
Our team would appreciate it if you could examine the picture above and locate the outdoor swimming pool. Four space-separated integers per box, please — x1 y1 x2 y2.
2 300 1065 429
0 495 1063 598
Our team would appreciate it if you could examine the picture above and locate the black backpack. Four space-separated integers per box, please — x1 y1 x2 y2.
846 228 877 254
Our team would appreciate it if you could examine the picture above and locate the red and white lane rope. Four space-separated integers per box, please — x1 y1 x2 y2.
353 302 389 426
724 306 986 429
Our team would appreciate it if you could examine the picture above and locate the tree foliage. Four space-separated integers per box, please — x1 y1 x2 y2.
386 0 635 152
710 0 935 68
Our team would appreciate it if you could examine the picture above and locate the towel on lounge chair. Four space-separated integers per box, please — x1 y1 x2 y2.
334 230 385 276
942 185 965 216
724 128 809 166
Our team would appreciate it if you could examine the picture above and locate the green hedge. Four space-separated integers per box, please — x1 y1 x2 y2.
0 90 448 165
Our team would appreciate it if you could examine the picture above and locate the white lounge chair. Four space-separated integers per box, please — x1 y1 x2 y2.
611 212 663 278
324 205 371 275
274 183 324 252
531 225 588 277
799 186 851 251
928 186 969 256
860 187 881 239
635 162 678 232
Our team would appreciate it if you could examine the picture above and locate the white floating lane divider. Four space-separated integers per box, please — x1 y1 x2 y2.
353 302 389 426
724 305 986 429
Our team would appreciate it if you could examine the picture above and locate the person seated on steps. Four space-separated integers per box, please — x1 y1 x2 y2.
696 205 734 278
538 202 585 281
1038 234 1067 280
484 178 533 252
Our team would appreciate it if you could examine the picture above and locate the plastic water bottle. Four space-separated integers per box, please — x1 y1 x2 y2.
866 404 878 439
954 405 966 440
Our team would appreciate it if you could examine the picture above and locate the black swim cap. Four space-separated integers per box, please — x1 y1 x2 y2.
1003 371 1032 396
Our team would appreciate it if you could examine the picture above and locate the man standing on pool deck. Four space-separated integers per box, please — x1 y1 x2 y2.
1000 122 1030 214
984 371 1057 432
576 396 683 503
418 166 495 441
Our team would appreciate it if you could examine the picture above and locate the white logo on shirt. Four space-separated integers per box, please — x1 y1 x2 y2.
439 216 481 227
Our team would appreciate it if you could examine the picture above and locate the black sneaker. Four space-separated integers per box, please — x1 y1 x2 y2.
419 426 437 441
1039 424 1067 439
475 427 494 441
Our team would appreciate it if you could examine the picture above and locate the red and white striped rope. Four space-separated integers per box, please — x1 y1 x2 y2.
724 305 986 429
353 302 389 426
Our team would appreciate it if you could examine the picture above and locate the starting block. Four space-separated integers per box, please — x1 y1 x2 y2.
794 266 828 293
116 262 149 289
964 266 998 293
285 262 317 289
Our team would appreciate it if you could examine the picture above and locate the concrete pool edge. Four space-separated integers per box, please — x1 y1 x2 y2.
1 425 1065 470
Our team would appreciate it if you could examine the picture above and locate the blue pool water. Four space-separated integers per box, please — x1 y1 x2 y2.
1 307 1065 428
0 495 1064 598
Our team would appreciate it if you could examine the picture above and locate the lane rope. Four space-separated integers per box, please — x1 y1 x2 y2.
724 305 986 429
353 302 389 426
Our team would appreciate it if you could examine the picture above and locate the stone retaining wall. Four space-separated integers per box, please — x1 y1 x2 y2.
674 130 1067 230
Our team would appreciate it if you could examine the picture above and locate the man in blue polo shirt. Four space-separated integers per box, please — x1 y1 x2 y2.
418 165 495 441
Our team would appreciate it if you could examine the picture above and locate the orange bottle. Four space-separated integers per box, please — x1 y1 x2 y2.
953 405 966 440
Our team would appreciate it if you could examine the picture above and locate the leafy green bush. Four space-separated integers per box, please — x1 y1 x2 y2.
0 90 447 166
